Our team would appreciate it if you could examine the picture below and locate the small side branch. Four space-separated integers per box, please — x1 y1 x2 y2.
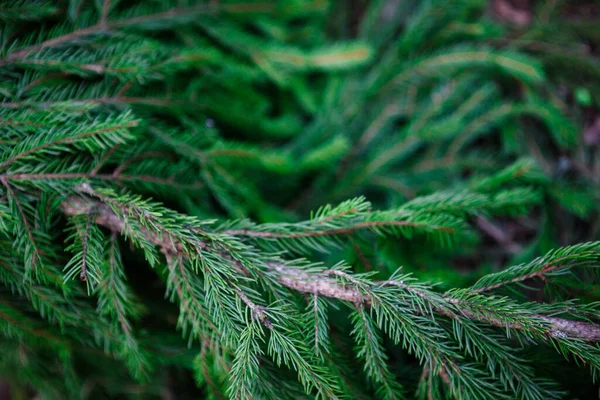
2 172 202 190
222 220 455 239
235 290 272 329
473 261 568 294
100 0 111 27
1 178 42 270
78 213 93 281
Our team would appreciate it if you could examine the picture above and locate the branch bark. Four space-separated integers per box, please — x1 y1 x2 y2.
60 195 600 342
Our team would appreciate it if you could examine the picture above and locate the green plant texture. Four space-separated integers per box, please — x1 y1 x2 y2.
1 0 600 399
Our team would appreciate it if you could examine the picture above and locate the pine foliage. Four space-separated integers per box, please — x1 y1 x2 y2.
1 0 600 399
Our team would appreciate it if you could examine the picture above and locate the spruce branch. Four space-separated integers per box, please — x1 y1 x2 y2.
0 112 137 178
351 306 406 399
3 172 203 190
1 177 43 272
471 243 600 293
1 96 201 111
97 232 151 380
169 254 216 333
0 4 215 67
59 192 600 342
0 0 321 69
222 220 455 239
0 296 67 345
0 119 137 170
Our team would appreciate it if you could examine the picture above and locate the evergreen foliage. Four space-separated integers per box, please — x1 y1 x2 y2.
0 0 599 399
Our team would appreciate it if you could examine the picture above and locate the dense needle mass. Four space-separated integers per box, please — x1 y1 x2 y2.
0 1 599 399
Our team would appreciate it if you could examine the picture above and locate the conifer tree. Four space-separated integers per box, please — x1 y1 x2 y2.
1 0 600 399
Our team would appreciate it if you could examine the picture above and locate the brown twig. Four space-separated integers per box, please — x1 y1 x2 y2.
20 72 71 95
474 216 522 254
348 233 372 271
100 0 111 27
90 145 120 176
111 151 170 177
235 290 272 329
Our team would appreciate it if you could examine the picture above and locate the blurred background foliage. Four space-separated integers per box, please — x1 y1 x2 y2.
44 0 599 290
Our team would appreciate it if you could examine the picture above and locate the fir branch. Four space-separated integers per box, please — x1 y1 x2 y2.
471 242 600 293
97 233 151 380
0 4 215 67
351 307 406 399
0 96 200 110
223 220 455 239
59 193 600 342
228 322 264 399
2 172 203 190
165 253 217 340
219 196 464 254
0 0 316 68
0 1 61 21
0 113 137 170
0 296 66 345
1 177 43 272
